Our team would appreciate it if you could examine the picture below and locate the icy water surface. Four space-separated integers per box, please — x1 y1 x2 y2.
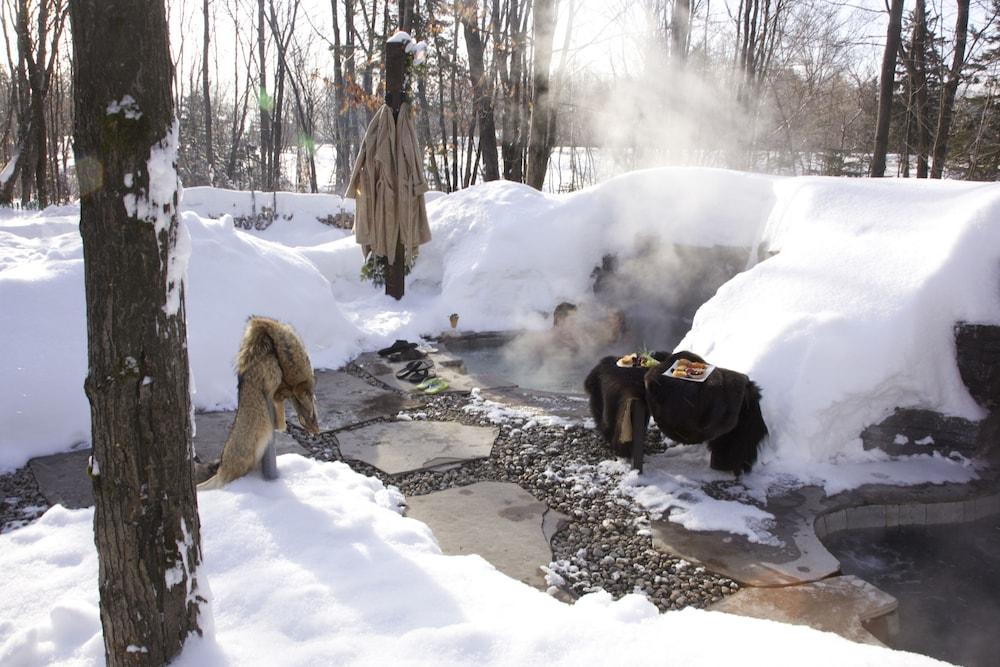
824 514 1000 667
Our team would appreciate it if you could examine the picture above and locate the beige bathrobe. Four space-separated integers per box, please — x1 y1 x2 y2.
346 103 431 264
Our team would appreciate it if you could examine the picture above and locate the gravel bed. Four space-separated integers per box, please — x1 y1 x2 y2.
0 465 49 535
289 387 740 612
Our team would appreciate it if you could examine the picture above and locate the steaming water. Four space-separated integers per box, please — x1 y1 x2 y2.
824 515 1000 667
457 344 596 394
453 322 689 395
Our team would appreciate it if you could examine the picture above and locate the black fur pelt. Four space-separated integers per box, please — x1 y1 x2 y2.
584 352 669 459
643 351 767 475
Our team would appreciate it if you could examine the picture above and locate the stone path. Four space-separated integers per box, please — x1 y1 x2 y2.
406 481 568 590
337 421 498 474
710 575 898 646
8 336 1000 655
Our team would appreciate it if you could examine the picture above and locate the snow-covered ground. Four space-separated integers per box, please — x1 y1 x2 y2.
1 167 996 664
0 456 948 666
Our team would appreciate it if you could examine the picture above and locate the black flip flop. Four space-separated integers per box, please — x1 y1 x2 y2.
408 368 434 383
378 339 417 357
395 359 433 380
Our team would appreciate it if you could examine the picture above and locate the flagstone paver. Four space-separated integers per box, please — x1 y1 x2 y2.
311 369 422 429
337 420 498 474
354 351 514 395
28 448 93 510
650 486 840 587
405 481 569 590
709 575 898 646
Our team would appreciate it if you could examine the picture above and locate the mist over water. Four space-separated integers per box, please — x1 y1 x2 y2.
459 241 752 393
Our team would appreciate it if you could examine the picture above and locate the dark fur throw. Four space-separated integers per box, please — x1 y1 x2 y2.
584 351 767 475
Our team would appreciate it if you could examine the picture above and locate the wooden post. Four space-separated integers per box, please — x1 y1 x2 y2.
384 40 406 300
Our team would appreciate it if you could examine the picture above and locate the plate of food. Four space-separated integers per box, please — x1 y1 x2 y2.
616 352 658 369
664 358 715 382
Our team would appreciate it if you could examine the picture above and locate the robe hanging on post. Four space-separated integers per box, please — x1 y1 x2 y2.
346 102 431 265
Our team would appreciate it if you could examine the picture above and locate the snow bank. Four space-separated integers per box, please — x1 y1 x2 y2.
0 456 948 666
0 207 363 470
679 177 1000 466
181 186 353 247
403 169 775 333
183 212 363 411
3 168 998 502
0 213 90 467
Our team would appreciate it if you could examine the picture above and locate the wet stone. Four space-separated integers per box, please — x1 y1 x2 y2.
336 421 499 475
405 481 569 591
709 575 898 646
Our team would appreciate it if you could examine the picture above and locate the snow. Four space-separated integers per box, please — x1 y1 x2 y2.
180 186 354 247
3 167 994 664
679 177 1000 467
387 30 412 44
105 95 142 120
0 456 949 666
0 200 364 469
1 167 997 532
0 150 18 186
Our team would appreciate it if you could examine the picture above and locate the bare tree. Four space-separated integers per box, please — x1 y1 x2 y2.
1 0 67 206
525 0 555 189
461 0 500 181
871 0 905 177
931 0 971 178
202 0 215 184
69 0 207 663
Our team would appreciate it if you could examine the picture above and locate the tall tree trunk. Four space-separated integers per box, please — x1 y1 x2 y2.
331 0 352 190
202 0 215 184
525 0 556 190
672 0 690 62
69 0 206 665
450 4 459 189
461 1 500 181
257 0 272 188
930 0 970 179
870 0 905 178
912 0 930 178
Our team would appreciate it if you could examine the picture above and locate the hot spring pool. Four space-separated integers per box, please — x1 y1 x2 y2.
823 514 1000 666
453 341 595 394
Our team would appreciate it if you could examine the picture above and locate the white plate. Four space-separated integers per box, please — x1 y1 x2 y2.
663 360 716 382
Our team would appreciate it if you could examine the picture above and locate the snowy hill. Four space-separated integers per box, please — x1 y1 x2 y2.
2 169 997 485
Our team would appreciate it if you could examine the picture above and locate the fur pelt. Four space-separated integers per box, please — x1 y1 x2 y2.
644 351 767 475
583 351 767 475
584 352 669 459
198 316 319 490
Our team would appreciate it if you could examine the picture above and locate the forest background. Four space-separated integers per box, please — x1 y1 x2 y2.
4 0 1000 209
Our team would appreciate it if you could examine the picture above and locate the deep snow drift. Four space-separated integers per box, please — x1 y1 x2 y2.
2 169 996 489
1 167 992 665
0 455 948 666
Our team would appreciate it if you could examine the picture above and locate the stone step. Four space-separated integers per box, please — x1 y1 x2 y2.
336 421 498 475
404 481 569 591
709 575 898 646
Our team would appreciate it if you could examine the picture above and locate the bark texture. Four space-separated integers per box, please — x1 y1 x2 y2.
69 0 205 664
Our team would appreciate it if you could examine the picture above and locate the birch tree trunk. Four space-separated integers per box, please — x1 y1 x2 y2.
70 0 206 663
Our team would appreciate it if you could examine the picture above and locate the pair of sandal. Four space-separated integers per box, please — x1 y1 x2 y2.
395 359 449 394
379 339 428 363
